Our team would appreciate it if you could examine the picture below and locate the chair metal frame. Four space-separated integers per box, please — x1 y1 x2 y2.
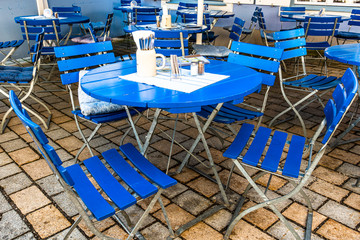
54 41 146 162
335 9 360 44
268 28 341 139
224 68 358 240
279 6 306 30
0 40 25 66
0 31 51 133
9 89 177 240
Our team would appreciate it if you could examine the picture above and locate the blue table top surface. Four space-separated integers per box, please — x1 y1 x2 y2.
176 9 234 18
114 6 161 12
325 43 360 66
281 14 350 22
14 15 90 25
124 23 208 34
81 60 262 113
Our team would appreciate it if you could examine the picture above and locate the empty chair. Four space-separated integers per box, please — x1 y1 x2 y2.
224 68 358 240
0 40 24 66
52 5 81 17
54 41 147 162
335 9 360 44
153 30 189 57
132 7 159 25
279 6 306 30
269 28 342 139
9 89 177 240
257 10 275 46
180 12 218 43
192 17 245 59
0 31 51 133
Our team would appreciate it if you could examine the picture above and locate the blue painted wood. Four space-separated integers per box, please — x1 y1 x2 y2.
282 135 306 178
133 7 159 24
66 164 115 221
15 15 90 25
55 41 113 57
332 84 346 115
261 131 287 173
83 156 137 210
230 41 283 60
280 7 306 23
102 148 158 199
223 123 254 159
120 143 177 189
153 30 189 57
324 43 360 67
57 53 115 72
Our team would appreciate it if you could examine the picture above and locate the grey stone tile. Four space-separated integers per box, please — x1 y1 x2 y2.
337 163 360 178
172 190 213 215
53 192 78 217
0 172 32 194
141 222 172 240
268 221 324 240
49 228 86 240
1 139 28 152
0 192 11 213
46 128 71 141
37 175 63 196
0 152 12 166
13 232 36 240
0 210 29 240
318 200 360 229
343 178 360 194
163 182 188 199
0 163 22 179
0 131 18 143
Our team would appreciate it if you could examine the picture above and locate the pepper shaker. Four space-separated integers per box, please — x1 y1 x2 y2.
198 61 204 75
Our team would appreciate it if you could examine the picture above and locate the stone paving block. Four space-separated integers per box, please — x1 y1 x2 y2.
343 178 360 195
328 148 360 165
229 220 275 240
151 139 184 156
13 232 36 239
220 169 248 195
0 152 12 166
53 192 78 217
141 222 173 240
137 195 170 214
9 147 40 166
154 203 195 231
0 163 22 179
145 151 178 171
309 179 349 202
59 121 83 133
318 200 360 229
256 173 288 191
162 182 187 199
0 172 32 194
122 204 155 229
172 167 200 183
46 128 71 141
26 204 71 239
337 162 360 178
344 193 360 211
50 228 87 240
182 222 223 240
318 155 343 170
56 136 83 152
204 209 232 231
312 166 348 185
10 185 51 214
92 225 129 240
241 201 279 230
199 147 228 165
282 203 326 230
1 138 27 152
246 188 292 212
0 210 30 240
37 175 63 196
316 219 360 240
22 159 53 181
188 177 220 198
268 220 324 240
89 136 110 148
0 131 18 143
0 191 11 213
76 217 116 238
173 190 213 216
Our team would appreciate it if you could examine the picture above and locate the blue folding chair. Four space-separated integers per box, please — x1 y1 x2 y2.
193 17 245 59
9 89 177 240
52 5 82 17
279 6 306 30
257 10 276 46
132 7 159 25
0 30 51 133
224 68 358 240
335 9 360 44
54 41 147 162
268 28 342 139
153 30 189 57
0 40 24 66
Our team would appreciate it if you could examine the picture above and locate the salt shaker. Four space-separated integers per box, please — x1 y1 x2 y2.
191 60 198 76
198 61 204 75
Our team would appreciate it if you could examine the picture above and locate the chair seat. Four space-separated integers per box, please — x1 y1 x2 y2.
72 35 111 44
0 66 33 83
30 45 55 55
305 41 331 50
335 31 360 40
192 44 232 58
197 102 263 124
283 74 341 90
0 40 24 49
224 123 306 178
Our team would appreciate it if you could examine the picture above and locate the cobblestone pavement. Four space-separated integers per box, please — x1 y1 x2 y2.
0 43 359 239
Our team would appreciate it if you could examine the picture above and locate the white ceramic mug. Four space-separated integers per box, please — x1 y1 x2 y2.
136 49 166 77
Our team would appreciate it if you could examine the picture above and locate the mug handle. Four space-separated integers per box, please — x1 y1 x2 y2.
155 54 166 70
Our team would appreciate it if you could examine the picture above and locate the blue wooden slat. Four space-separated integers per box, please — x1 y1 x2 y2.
228 53 280 74
282 135 306 178
57 53 115 72
332 84 346 114
242 127 272 166
223 123 255 159
119 143 177 189
83 156 137 210
230 41 283 59
60 71 80 85
66 164 115 221
261 131 288 172
102 148 158 198
54 41 113 58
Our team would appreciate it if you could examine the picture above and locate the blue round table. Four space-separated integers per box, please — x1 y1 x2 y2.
281 14 350 22
114 5 161 13
123 23 208 34
14 15 90 25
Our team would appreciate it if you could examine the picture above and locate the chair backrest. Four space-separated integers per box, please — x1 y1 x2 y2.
121 0 141 6
20 19 61 52
257 10 267 31
348 9 360 29
52 5 82 17
279 6 306 22
229 17 245 43
304 16 340 38
102 13 114 39
133 7 159 25
247 7 261 30
273 28 307 61
177 2 208 10
228 41 283 86
181 12 212 29
54 41 115 85
153 30 189 57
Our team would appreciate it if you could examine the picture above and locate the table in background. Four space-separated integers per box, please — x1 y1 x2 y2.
176 9 234 28
281 13 350 23
123 23 208 34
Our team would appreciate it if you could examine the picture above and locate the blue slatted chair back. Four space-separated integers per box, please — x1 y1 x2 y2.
280 6 306 22
304 16 340 37
257 11 267 30
228 41 283 86
229 17 245 43
133 7 159 25
121 0 141 6
54 41 115 85
181 12 212 29
153 30 189 57
52 5 82 17
273 28 307 61
87 22 99 43
102 13 114 38
348 9 360 28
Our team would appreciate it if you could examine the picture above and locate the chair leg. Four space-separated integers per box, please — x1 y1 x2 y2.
64 215 82 240
74 117 99 162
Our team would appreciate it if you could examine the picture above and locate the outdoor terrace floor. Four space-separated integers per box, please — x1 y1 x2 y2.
0 42 359 239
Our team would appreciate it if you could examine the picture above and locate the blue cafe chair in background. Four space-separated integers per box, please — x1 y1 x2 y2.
0 30 51 133
9 89 177 240
0 40 24 66
153 30 189 57
279 6 306 30
224 68 358 240
55 41 147 162
335 9 360 44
